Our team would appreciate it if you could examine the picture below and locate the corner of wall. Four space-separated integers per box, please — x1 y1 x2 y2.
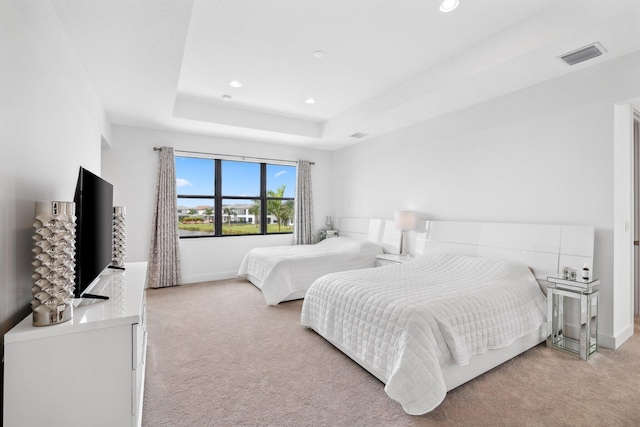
612 102 635 348
100 112 113 149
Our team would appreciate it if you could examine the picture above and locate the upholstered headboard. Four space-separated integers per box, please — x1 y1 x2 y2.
333 217 401 254
416 221 595 289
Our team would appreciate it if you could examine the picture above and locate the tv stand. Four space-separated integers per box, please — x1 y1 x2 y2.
3 262 148 427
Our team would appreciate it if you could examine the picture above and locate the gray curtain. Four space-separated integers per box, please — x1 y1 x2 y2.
148 146 182 288
293 160 314 245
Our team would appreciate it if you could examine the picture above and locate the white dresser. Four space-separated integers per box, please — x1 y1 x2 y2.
3 262 148 427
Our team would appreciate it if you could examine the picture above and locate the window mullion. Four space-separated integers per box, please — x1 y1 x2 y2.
214 159 222 236
260 163 267 235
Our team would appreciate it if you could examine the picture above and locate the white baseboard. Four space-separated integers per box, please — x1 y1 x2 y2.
598 334 615 349
182 271 237 284
599 323 635 350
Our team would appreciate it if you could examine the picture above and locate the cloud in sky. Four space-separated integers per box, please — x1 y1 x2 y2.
176 178 192 187
274 170 287 178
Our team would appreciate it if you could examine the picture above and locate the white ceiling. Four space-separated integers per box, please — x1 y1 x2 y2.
51 0 640 151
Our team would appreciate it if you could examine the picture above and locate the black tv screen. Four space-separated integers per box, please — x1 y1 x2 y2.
73 167 113 297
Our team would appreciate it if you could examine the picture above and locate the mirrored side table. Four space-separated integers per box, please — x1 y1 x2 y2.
546 276 599 360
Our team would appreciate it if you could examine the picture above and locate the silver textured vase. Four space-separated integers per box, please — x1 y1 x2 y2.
112 206 126 268
31 201 76 326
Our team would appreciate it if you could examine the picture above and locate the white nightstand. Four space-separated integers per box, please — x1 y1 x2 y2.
376 254 415 267
319 230 338 241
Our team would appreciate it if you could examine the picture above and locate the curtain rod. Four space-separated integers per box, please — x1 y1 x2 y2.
153 147 314 165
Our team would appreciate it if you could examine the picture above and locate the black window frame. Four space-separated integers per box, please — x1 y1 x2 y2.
177 157 295 238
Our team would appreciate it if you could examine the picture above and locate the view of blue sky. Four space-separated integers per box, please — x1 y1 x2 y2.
175 157 296 207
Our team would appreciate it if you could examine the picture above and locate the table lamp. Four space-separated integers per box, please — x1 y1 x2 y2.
394 211 417 258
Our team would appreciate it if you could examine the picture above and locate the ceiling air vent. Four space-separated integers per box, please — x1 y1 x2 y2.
350 132 369 138
558 42 606 66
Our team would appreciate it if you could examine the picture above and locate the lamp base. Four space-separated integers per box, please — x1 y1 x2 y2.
399 230 409 258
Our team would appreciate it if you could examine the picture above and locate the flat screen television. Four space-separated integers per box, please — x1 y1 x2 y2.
73 167 114 298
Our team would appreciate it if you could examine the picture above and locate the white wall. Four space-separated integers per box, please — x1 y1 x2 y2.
332 51 640 348
0 0 109 410
101 125 334 283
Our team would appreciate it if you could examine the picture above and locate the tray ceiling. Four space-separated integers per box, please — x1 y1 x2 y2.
51 0 640 150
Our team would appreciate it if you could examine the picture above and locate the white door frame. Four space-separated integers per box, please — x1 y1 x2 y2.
634 111 640 316
613 102 639 349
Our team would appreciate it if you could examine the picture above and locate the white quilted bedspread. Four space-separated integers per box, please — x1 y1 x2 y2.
300 252 547 415
237 237 383 305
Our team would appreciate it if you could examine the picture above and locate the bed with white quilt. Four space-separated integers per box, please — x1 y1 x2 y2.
238 237 383 305
300 221 595 415
238 217 402 305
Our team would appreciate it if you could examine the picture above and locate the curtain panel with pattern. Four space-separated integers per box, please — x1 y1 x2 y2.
293 160 314 245
148 146 182 288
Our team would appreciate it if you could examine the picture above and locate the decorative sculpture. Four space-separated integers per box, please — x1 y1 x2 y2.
31 201 76 326
112 206 126 268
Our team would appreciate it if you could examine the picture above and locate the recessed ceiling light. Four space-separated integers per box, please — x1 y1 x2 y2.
439 0 459 12
305 98 316 104
312 50 325 59
229 80 242 88
222 95 232 101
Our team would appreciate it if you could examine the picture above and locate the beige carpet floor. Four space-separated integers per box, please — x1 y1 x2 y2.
142 279 640 427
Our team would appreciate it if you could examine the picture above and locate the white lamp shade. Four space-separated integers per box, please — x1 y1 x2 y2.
394 211 417 231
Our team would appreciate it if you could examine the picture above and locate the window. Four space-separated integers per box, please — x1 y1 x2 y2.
176 157 215 237
175 156 296 238
265 164 295 234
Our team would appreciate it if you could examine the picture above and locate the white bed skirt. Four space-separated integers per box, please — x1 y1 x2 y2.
246 274 307 303
309 324 547 394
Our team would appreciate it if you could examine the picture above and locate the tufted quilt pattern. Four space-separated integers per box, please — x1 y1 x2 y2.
300 252 547 415
238 237 383 305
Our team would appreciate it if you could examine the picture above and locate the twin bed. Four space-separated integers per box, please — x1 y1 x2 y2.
237 237 384 305
238 219 595 415
238 218 401 305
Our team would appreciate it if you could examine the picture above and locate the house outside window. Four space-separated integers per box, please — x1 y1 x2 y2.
175 156 296 238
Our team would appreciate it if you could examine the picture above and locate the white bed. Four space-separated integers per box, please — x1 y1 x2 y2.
238 218 401 305
300 220 595 415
